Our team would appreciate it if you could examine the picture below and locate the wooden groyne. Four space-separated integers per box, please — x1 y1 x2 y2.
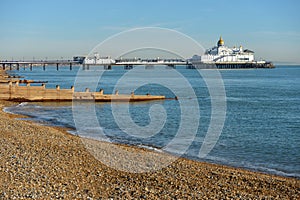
0 81 166 102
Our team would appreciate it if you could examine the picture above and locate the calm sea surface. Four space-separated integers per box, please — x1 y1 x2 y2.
6 66 300 178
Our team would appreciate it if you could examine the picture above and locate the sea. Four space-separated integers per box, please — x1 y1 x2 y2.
5 65 300 178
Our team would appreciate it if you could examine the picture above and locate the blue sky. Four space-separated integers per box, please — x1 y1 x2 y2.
0 0 299 63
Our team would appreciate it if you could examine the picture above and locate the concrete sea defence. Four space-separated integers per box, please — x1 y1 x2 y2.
0 68 166 102
0 81 165 102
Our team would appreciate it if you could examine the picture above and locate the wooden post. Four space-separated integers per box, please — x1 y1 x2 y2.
71 86 74 93
56 63 59 71
26 82 30 99
9 81 12 100
70 63 72 70
56 85 60 100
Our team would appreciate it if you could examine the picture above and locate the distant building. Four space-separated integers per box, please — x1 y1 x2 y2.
83 53 115 65
200 36 254 63
190 37 274 68
73 56 86 64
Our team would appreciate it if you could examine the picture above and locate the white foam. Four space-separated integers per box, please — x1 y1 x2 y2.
16 102 28 107
3 107 15 115
137 144 163 153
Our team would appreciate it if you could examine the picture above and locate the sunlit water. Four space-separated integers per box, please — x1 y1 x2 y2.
5 65 300 178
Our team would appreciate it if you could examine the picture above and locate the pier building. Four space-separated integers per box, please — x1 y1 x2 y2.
190 37 274 69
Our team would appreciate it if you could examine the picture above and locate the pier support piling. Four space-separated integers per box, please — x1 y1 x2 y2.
124 65 133 70
104 65 112 70
145 65 154 70
166 64 175 69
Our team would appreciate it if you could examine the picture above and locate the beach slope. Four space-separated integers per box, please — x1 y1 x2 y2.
0 100 299 199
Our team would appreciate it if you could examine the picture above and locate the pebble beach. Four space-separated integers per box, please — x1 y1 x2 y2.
0 69 300 199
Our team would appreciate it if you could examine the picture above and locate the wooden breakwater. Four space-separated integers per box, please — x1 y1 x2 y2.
0 81 166 102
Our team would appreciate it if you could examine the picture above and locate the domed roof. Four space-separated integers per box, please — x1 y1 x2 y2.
217 36 224 47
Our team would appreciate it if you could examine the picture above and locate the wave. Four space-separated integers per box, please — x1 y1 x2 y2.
17 102 29 107
137 144 163 153
3 106 15 115
226 97 243 102
195 155 300 179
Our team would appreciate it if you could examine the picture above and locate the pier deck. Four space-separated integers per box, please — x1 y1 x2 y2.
0 59 275 71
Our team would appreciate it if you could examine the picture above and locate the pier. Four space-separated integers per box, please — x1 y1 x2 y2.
0 60 80 71
0 58 188 71
0 59 274 71
0 47 275 71
0 37 276 71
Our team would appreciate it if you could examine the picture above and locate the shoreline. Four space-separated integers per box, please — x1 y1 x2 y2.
0 100 299 198
6 100 299 179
